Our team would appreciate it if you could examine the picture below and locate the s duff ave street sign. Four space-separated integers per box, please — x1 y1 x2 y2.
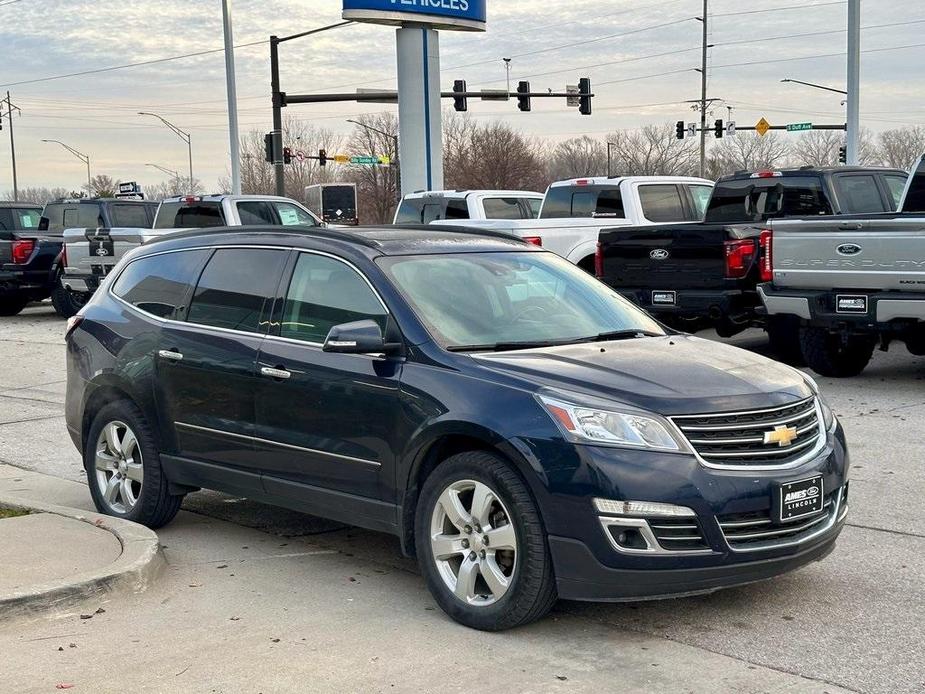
342 0 487 31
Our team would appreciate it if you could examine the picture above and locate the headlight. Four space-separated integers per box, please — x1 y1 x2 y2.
537 393 688 452
801 373 836 431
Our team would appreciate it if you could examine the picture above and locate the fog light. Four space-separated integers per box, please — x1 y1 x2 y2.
593 498 696 517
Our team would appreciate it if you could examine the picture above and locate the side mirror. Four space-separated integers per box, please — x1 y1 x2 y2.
38 216 50 231
323 319 402 356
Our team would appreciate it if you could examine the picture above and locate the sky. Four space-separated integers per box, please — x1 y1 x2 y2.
1 0 923 193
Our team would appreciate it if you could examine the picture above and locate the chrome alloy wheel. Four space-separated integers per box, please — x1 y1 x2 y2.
429 479 518 606
94 421 144 514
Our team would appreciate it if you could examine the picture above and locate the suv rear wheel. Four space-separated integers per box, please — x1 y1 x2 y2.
415 451 557 630
84 400 184 528
800 327 876 378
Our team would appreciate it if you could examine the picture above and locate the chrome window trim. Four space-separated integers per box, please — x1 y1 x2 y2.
175 421 381 467
597 517 714 556
667 398 828 472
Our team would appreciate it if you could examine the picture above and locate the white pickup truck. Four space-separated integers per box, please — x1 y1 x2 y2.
395 189 544 223
431 176 713 271
60 194 321 315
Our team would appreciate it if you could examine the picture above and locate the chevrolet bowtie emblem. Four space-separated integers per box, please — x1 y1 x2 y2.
764 425 798 447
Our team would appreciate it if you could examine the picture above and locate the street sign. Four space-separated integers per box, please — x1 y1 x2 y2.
566 85 580 107
295 150 305 162
786 122 813 132
727 121 736 136
350 155 387 165
342 0 487 32
334 154 351 164
755 117 771 137
687 123 697 138
481 89 510 102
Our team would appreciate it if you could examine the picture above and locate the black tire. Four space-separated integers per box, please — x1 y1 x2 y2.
415 451 557 631
50 276 88 318
800 326 875 378
767 316 805 365
84 399 184 529
0 296 29 316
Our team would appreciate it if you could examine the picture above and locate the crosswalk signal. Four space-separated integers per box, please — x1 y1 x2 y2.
714 119 724 139
318 149 327 167
517 81 531 112
283 147 292 165
578 77 592 116
838 145 848 164
676 120 686 140
453 80 468 112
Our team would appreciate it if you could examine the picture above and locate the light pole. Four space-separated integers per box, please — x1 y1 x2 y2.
221 0 241 195
347 119 401 203
146 163 181 193
42 139 90 195
607 141 616 178
780 78 847 96
138 112 193 191
846 0 860 165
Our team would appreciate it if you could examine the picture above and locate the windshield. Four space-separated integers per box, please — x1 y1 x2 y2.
378 251 665 350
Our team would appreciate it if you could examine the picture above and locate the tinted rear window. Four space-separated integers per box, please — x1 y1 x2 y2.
155 202 225 229
638 185 686 223
835 174 886 214
706 177 833 222
110 203 154 228
0 208 42 231
186 249 287 333
540 185 625 219
482 197 526 220
112 250 209 319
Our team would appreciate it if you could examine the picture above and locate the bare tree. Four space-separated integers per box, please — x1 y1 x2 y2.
548 136 608 180
705 133 790 178
877 126 925 170
144 176 204 201
83 174 117 197
608 124 699 177
788 128 878 167
3 186 69 204
345 113 400 224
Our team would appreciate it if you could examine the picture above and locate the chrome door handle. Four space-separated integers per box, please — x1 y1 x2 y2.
158 350 184 362
260 366 291 380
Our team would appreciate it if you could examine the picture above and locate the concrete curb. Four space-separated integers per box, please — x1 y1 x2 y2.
0 495 165 620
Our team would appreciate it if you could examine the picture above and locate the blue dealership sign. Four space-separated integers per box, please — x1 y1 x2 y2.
343 0 487 31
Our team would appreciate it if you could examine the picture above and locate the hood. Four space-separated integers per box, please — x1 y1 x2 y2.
473 335 811 416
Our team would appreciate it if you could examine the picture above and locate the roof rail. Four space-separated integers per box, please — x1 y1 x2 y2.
394 222 526 243
154 224 383 249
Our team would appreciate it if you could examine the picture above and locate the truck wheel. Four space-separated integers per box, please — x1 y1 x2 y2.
51 276 88 318
0 296 29 316
800 327 875 378
415 451 557 631
84 400 184 529
767 316 805 365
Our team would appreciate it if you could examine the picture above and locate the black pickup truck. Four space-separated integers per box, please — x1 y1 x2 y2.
0 198 157 317
595 166 908 360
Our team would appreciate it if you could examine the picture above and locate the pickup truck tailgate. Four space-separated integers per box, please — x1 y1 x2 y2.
64 227 153 275
598 223 731 289
770 217 925 292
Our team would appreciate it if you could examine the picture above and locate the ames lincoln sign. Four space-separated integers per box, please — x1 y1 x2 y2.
343 0 487 31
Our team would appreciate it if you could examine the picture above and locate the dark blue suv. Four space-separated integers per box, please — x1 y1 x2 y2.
64 226 848 630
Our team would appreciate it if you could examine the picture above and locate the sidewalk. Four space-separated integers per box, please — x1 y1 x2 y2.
0 464 164 620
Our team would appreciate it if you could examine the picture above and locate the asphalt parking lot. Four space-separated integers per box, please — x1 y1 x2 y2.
1 302 923 693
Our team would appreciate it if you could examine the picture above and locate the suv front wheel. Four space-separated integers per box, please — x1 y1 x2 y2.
415 451 557 630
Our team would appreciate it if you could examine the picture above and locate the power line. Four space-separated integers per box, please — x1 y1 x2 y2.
713 0 845 18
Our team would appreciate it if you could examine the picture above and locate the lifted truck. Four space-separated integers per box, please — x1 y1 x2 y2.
0 202 47 315
61 194 321 312
759 156 925 377
595 166 908 360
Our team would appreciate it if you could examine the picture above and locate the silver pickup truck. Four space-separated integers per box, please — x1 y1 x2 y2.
759 155 925 376
61 194 321 315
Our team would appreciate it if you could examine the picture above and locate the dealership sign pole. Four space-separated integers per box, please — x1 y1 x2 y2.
342 1 487 195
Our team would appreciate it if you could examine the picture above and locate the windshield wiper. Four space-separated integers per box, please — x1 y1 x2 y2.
575 329 665 343
447 340 569 353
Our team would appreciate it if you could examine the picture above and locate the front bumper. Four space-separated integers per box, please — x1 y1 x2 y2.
759 283 925 328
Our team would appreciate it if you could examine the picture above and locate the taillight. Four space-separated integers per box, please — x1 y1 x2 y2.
11 239 35 264
724 238 757 279
65 315 84 339
594 242 604 278
523 236 542 246
759 229 773 282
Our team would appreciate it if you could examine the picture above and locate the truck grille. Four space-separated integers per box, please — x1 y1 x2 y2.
717 490 840 550
670 397 823 468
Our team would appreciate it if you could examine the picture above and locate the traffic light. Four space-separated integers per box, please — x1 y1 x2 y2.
676 120 686 140
283 147 292 165
517 81 531 112
264 132 274 163
318 149 327 167
453 80 468 112
578 77 592 116
838 145 848 164
714 119 724 139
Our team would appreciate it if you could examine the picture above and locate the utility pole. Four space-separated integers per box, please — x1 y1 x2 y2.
846 0 861 165
697 0 709 177
607 142 616 178
222 0 242 195
2 92 19 201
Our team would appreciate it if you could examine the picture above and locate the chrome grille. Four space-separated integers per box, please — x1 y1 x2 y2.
647 517 709 552
717 491 840 550
671 397 823 468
